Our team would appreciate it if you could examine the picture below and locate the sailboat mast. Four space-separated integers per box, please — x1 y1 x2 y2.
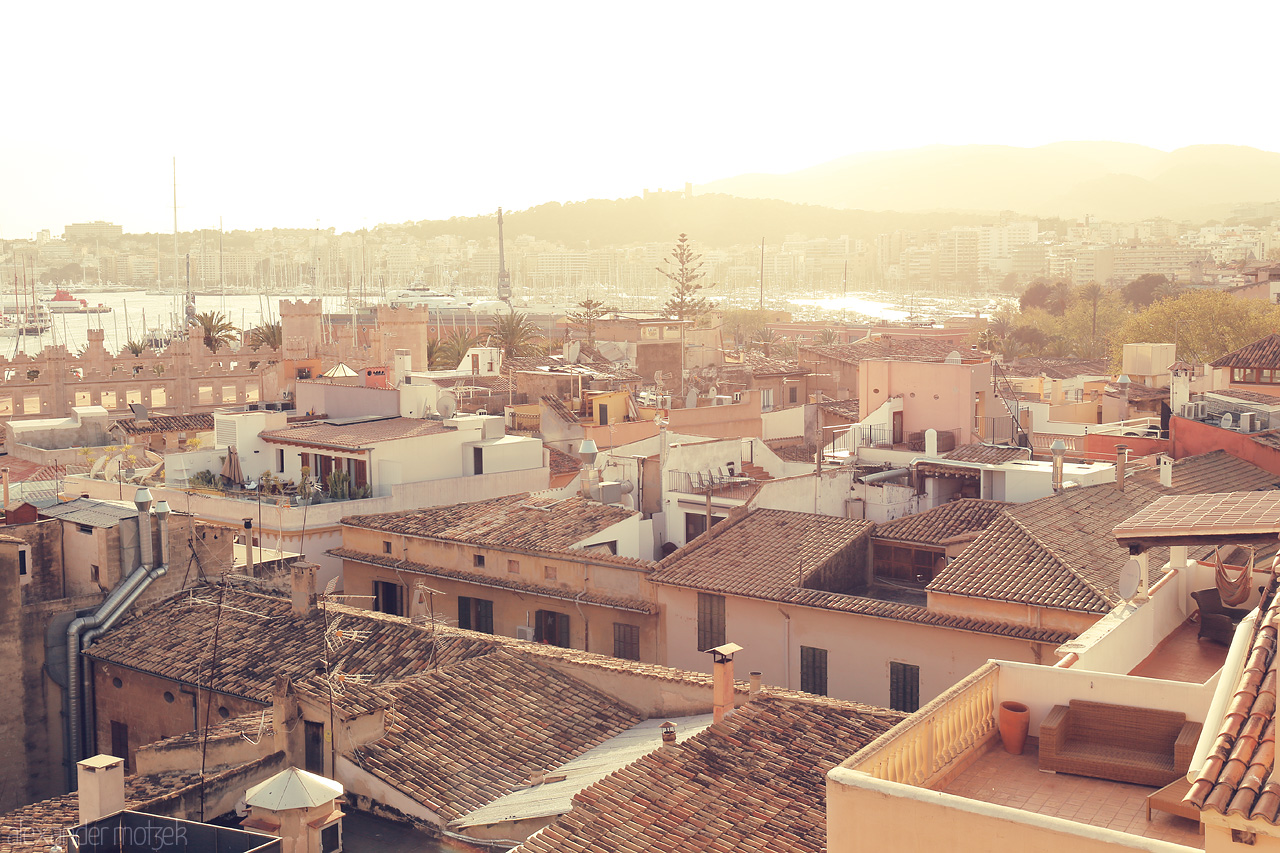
759 237 765 310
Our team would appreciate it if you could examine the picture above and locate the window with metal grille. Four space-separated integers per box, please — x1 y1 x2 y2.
458 596 494 634
697 592 725 651
890 661 920 712
801 646 828 696
613 623 640 661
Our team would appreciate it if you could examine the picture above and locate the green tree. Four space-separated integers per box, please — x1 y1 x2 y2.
424 336 443 370
124 339 146 356
658 233 712 321
487 310 543 360
1045 281 1074 317
1123 273 1168 308
566 298 612 347
1019 279 1053 312
191 311 239 353
439 329 485 368
815 328 839 346
1115 290 1280 364
246 320 283 350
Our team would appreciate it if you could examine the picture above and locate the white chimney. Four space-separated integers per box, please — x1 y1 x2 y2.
1159 455 1174 489
392 348 412 387
77 755 125 825
1170 364 1191 414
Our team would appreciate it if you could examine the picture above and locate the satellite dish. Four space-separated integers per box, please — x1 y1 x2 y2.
1220 412 1234 429
437 392 457 419
1119 558 1141 601
709 385 718 397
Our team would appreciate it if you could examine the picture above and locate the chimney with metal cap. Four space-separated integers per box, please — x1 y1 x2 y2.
243 518 255 576
706 642 743 724
1050 439 1066 493
660 720 677 744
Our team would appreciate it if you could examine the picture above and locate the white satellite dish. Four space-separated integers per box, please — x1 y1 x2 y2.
1220 412 1234 430
1118 558 1141 601
437 391 457 419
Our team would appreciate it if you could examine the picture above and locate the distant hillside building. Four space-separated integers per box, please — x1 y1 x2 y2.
63 221 122 242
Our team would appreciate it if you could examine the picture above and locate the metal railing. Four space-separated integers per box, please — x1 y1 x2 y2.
667 469 758 500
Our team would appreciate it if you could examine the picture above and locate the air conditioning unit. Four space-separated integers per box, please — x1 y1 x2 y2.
714 395 733 406
515 625 536 642
1180 402 1198 419
1195 401 1209 420
1239 412 1256 432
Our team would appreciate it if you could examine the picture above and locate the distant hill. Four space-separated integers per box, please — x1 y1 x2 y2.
398 195 1023 248
698 142 1280 221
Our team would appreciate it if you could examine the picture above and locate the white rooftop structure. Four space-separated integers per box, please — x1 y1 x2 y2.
245 767 344 811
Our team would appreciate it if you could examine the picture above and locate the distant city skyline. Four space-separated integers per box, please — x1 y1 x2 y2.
3 1 1278 238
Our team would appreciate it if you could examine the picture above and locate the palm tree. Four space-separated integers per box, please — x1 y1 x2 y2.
246 320 283 350
438 329 484 369
487 310 542 360
1045 281 1074 316
816 328 839 346
1077 281 1103 357
191 311 239 353
124 339 146 356
424 336 443 370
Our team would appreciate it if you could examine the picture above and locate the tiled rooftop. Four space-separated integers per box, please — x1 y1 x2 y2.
112 413 215 435
737 350 809 377
1114 492 1280 542
341 493 636 554
1004 356 1112 379
931 482 1173 613
801 336 964 364
1210 388 1280 405
330 547 658 613
1131 450 1280 494
83 586 496 701
650 509 874 600
817 398 860 421
941 443 1029 465
514 694 904 853
1211 333 1280 369
873 498 1008 546
1106 382 1169 403
260 415 452 449
540 395 578 425
547 444 583 476
1187 574 1280 820
355 649 642 821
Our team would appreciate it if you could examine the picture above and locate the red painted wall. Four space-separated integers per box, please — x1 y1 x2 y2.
1083 432 1169 462
1170 416 1280 476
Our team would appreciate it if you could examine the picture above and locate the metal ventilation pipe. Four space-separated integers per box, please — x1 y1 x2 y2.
1050 439 1066 493
135 487 154 576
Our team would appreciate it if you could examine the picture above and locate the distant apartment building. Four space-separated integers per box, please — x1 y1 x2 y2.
64 221 122 242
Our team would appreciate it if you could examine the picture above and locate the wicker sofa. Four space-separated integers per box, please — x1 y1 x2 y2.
1038 699 1202 787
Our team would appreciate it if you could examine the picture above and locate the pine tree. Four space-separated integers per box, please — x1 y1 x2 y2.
566 298 612 347
658 234 711 321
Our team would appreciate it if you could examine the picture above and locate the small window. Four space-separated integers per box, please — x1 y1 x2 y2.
801 646 828 696
697 592 726 651
474 554 486 568
112 677 123 689
535 610 571 648
613 623 640 661
544 565 557 581
890 661 920 713
1233 368 1246 382
277 448 285 472
789 386 798 404
218 706 230 719
90 564 99 584
163 691 175 703
18 550 27 576
382 541 392 554
77 524 94 535
373 580 403 616
508 559 520 574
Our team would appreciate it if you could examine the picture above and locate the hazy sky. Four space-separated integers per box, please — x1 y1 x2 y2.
3 0 1277 237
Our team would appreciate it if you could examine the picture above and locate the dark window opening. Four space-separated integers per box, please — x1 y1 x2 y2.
321 822 341 853
304 720 325 774
382 540 392 554
458 596 494 634
697 592 726 651
789 386 798 404
614 623 640 661
685 512 724 542
373 580 402 616
535 609 571 648
110 720 129 771
474 554 486 568
890 661 920 713
801 646 828 696
18 550 27 576
473 446 484 475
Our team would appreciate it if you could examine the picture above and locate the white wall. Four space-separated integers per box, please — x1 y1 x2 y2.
575 515 645 561
752 468 855 518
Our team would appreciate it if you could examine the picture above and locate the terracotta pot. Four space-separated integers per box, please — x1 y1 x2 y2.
999 701 1031 755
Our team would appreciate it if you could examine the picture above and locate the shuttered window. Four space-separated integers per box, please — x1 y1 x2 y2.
613 623 640 661
801 646 828 696
890 661 920 712
697 592 725 651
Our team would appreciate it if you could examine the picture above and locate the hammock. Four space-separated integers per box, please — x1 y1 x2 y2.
1213 546 1255 607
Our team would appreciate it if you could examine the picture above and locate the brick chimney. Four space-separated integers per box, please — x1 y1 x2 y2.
77 755 125 825
661 721 677 744
706 642 743 724
749 671 763 697
291 562 318 617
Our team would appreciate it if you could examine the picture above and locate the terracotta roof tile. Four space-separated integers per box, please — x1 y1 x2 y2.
330 547 658 613
513 695 903 853
817 399 860 421
930 482 1174 613
1212 388 1280 406
1115 492 1280 542
1132 450 1280 494
801 336 963 364
650 509 874 600
356 650 642 821
342 493 636 554
873 499 1009 546
1187 574 1280 821
540 395 578 425
1212 334 1280 369
1104 382 1169 403
260 416 451 449
942 444 1029 464
737 350 809 377
83 586 495 701
547 445 583 476
112 413 215 436
764 439 820 463
1004 357 1112 379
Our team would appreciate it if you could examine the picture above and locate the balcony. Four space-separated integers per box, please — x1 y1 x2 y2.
827 566 1243 853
